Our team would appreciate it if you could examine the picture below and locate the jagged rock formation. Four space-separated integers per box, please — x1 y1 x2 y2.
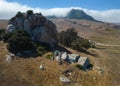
6 10 58 48
66 9 95 21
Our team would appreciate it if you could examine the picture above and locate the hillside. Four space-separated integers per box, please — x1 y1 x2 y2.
0 20 8 29
50 18 120 39
0 29 120 86
0 13 120 86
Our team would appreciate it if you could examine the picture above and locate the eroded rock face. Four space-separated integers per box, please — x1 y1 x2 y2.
6 24 16 33
6 11 58 48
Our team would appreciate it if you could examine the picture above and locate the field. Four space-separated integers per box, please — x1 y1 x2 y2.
0 19 120 86
91 29 120 86
0 20 8 29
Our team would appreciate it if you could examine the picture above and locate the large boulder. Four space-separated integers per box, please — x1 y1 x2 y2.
6 24 16 33
24 19 32 35
6 10 58 48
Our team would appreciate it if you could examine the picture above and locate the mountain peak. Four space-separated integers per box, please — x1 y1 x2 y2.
66 9 95 21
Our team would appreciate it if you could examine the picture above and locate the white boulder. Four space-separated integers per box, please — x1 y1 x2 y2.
39 64 44 70
6 24 16 33
5 55 12 62
59 76 70 83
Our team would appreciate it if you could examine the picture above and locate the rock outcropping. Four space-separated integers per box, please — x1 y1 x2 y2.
6 10 58 48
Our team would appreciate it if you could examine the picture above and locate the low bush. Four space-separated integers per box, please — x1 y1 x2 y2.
0 29 5 40
76 64 83 70
7 29 35 53
58 28 91 52
45 53 53 59
3 32 14 42
36 42 51 56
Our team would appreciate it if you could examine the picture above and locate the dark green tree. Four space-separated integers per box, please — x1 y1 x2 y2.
58 28 91 52
0 29 5 40
15 11 24 18
27 10 33 16
7 29 35 53
71 37 90 51
3 32 14 42
58 28 78 47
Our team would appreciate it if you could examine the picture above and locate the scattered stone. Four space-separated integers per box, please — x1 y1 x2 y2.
54 51 90 70
51 56 54 60
61 52 68 61
5 55 12 62
39 64 44 70
68 72 72 76
54 50 59 56
59 76 70 83
9 53 15 57
6 24 16 33
55 55 62 61
78 57 89 70
67 54 80 63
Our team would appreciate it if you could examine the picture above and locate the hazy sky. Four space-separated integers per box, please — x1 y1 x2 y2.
0 0 120 23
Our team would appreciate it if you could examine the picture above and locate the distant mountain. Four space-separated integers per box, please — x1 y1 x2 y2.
46 15 57 19
46 9 97 21
66 9 95 21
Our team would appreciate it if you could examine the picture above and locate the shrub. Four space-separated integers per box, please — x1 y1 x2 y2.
58 28 78 47
37 51 43 56
71 37 90 50
7 29 35 53
76 64 83 70
15 11 24 18
3 32 14 42
36 43 51 56
45 53 53 59
37 45 46 51
10 17 16 22
27 10 33 16
0 29 5 40
58 28 91 52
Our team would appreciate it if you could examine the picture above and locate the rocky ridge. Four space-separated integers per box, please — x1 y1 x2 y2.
6 10 58 48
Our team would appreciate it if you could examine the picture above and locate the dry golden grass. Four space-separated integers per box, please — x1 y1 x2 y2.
0 19 120 86
0 20 8 29
0 40 117 86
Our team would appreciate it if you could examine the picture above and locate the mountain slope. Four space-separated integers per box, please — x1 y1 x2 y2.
50 18 120 39
0 12 120 86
